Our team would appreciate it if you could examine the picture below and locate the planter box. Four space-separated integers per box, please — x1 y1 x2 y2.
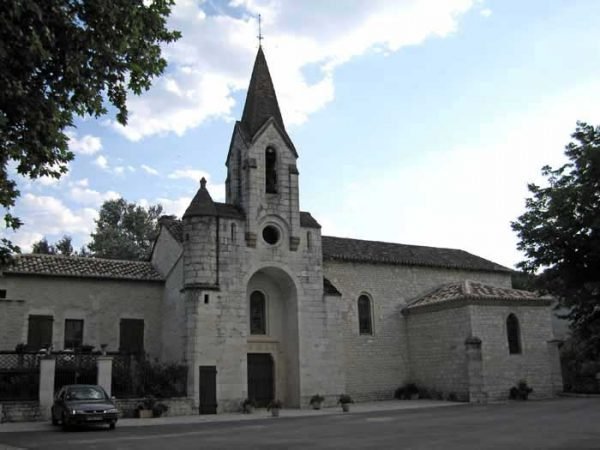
138 409 153 419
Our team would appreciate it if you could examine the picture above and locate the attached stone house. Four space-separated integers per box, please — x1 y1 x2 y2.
0 46 562 412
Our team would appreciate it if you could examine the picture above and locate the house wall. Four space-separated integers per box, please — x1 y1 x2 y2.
470 304 557 400
323 260 511 401
405 306 472 400
0 275 163 357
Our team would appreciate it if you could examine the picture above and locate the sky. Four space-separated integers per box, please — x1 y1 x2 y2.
3 0 600 269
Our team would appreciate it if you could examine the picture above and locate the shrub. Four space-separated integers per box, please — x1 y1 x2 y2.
338 394 353 404
509 380 533 400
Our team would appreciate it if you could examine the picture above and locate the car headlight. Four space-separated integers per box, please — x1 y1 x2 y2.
71 409 84 415
104 408 118 414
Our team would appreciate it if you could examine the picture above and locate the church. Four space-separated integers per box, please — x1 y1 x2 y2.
0 47 562 412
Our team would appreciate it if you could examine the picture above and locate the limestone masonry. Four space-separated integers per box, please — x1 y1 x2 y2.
0 47 562 411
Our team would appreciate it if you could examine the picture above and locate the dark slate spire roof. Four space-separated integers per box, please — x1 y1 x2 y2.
2 254 163 282
321 236 510 273
240 47 296 153
183 177 218 218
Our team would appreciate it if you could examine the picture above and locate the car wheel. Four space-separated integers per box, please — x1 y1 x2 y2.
61 413 70 431
109 421 116 430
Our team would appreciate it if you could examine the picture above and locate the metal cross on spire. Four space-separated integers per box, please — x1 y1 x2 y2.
257 14 263 47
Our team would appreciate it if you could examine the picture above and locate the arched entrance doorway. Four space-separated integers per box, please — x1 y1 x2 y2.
246 267 299 407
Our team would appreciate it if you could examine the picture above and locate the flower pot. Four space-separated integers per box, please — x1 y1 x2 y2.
311 402 322 410
341 403 350 412
271 408 280 417
138 409 153 419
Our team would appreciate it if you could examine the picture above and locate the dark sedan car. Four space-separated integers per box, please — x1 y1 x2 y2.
51 384 118 430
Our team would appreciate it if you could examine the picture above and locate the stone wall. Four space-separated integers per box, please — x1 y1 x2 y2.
0 276 163 357
470 304 557 400
406 306 471 400
323 260 511 401
115 397 195 418
0 401 42 423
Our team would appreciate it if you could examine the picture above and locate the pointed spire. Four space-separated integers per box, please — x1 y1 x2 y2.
183 177 217 218
241 47 287 139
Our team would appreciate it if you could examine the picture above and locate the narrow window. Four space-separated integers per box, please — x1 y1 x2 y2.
64 319 84 349
27 315 53 351
358 295 372 335
119 319 145 354
231 223 237 243
265 147 277 193
507 313 522 354
0 289 6 299
250 291 266 335
306 232 312 250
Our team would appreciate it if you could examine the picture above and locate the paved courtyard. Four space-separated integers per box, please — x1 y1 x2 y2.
0 398 598 449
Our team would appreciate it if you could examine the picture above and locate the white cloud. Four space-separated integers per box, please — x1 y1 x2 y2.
69 187 120 207
480 8 492 17
1 193 99 252
168 168 210 181
94 155 109 170
66 131 103 155
141 164 160 176
112 0 478 140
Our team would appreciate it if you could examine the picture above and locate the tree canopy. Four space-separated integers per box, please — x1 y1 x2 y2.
512 121 600 359
0 0 180 262
31 235 74 256
88 198 163 260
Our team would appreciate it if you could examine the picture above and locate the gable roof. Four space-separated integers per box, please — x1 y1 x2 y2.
404 280 549 312
2 254 163 282
240 47 296 155
321 236 510 273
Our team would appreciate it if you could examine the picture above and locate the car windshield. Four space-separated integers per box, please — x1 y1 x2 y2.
66 386 106 401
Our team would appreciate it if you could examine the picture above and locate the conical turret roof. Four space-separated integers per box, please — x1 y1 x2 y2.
183 177 217 218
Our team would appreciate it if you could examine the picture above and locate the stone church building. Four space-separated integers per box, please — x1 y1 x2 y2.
0 47 562 412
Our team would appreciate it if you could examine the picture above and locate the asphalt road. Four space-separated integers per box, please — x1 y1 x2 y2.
0 398 599 450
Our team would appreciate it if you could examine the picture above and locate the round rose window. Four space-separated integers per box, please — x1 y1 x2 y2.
262 225 280 245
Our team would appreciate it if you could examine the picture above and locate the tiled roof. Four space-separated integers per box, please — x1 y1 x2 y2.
405 280 547 311
321 236 510 273
2 254 164 282
160 217 183 242
240 47 296 155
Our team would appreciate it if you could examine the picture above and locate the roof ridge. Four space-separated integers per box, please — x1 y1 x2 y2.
322 235 470 253
17 253 151 265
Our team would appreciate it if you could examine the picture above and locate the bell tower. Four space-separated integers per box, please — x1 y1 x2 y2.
225 46 301 250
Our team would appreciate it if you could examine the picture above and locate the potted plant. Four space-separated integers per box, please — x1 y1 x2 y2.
242 398 256 414
137 397 156 418
309 394 325 410
338 394 353 412
509 380 533 400
267 399 282 417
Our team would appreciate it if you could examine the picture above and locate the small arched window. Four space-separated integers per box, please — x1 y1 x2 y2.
231 223 237 243
506 313 521 354
265 147 277 193
250 291 266 335
358 294 372 335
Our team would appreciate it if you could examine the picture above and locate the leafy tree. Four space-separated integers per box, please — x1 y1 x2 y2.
88 198 163 260
512 121 600 359
0 0 180 262
31 234 74 255
32 238 56 255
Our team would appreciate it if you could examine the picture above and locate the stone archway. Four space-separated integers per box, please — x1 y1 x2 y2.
246 266 300 407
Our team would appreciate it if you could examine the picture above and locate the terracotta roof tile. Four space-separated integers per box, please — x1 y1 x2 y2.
2 254 163 282
406 280 546 310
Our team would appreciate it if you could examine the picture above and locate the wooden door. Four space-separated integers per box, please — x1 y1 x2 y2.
199 366 217 414
247 353 274 407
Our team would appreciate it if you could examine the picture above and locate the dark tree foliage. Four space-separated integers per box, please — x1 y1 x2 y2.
88 198 163 261
0 0 180 262
512 121 600 359
31 235 75 255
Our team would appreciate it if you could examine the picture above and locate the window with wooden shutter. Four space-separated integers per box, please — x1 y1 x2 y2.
64 319 84 349
119 319 145 354
27 315 53 350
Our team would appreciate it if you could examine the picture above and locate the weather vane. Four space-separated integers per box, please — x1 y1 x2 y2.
257 14 263 46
